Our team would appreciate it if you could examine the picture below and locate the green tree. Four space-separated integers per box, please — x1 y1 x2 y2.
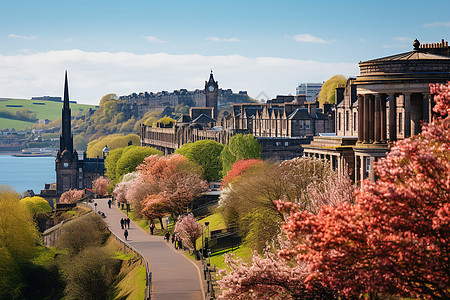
104 148 124 182
176 140 224 181
153 116 175 127
0 186 39 299
74 135 88 152
221 134 261 175
20 196 52 215
115 146 163 181
86 133 140 158
317 74 347 106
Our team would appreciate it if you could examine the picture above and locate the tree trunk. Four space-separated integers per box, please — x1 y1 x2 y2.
159 217 164 229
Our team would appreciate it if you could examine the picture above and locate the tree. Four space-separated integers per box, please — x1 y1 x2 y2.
137 154 208 216
221 134 261 175
86 133 140 158
73 135 88 152
92 176 109 197
115 146 162 181
104 147 124 182
59 189 85 204
220 157 341 252
317 75 347 106
20 196 52 215
174 213 202 251
176 140 224 181
277 82 450 299
112 172 139 204
0 186 39 299
221 159 263 187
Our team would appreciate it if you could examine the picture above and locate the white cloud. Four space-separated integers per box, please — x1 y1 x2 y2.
143 36 165 43
423 21 450 28
0 50 358 105
288 34 330 44
206 37 241 42
393 36 413 43
8 34 38 40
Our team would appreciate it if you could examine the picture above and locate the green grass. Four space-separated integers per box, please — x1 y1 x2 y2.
0 117 35 130
0 98 95 130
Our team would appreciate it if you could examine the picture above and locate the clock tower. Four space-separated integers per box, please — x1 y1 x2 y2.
205 70 219 118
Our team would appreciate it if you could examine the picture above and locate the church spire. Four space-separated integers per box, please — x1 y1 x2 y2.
60 71 73 154
64 71 70 110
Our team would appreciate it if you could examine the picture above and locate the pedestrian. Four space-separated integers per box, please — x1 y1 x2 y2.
120 218 124 229
164 231 170 241
107 199 111 209
171 233 175 244
126 217 131 228
150 222 155 235
94 202 97 212
124 229 128 241
178 237 183 250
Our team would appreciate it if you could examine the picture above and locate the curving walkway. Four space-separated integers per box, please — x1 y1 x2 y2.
91 198 203 300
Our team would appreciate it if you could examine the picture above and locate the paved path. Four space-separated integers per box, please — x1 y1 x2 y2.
91 198 204 300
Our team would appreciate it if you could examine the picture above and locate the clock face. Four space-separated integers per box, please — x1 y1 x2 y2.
208 85 214 92
63 163 69 168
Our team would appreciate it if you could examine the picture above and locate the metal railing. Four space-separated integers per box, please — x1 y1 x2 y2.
78 201 152 300
199 252 217 300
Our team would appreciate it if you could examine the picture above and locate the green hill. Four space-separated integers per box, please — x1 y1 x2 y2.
0 98 95 130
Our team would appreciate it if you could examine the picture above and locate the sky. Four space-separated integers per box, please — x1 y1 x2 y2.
1 0 449 105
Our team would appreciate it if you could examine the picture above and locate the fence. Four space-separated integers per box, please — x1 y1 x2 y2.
199 252 218 300
43 201 152 300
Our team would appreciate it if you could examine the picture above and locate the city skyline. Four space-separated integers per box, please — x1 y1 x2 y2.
1 0 449 104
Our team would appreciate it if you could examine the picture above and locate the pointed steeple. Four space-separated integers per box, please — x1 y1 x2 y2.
60 71 73 154
64 71 70 110
208 69 215 84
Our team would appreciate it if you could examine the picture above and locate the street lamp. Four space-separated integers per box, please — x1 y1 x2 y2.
205 221 210 265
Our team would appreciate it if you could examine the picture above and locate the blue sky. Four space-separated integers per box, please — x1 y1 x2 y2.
1 0 449 104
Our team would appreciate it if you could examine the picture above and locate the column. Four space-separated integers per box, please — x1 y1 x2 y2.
422 93 429 124
374 94 381 143
388 93 397 142
368 94 374 143
404 92 411 138
357 94 364 143
364 94 370 143
381 94 387 143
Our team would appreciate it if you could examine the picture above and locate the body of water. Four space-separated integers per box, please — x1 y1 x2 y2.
0 155 55 194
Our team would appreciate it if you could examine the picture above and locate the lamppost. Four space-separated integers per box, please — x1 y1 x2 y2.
205 221 210 265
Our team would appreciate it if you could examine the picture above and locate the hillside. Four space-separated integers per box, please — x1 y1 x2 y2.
0 98 95 130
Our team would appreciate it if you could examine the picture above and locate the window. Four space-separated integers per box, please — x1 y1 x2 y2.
299 121 303 129
354 112 357 130
365 157 371 173
275 142 281 146
305 120 311 129
285 142 289 146
338 113 341 131
346 111 349 131
398 112 403 133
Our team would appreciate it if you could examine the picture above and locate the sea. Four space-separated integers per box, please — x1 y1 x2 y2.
0 155 55 194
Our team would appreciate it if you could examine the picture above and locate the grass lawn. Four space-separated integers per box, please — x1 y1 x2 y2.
0 117 35 130
0 98 95 130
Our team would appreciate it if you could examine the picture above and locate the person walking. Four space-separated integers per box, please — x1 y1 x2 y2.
150 222 155 235
107 199 112 209
120 218 124 229
164 231 170 241
124 229 129 241
126 217 131 229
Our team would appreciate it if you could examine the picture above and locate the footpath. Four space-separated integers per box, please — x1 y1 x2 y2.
91 198 204 300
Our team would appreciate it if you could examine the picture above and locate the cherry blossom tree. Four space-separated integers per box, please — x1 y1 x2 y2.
174 213 202 251
277 82 450 299
112 172 139 204
221 159 263 187
59 189 85 204
92 176 109 197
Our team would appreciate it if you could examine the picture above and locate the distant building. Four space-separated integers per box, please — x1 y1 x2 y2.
303 39 450 181
141 73 335 161
296 83 322 102
54 72 105 196
31 96 62 102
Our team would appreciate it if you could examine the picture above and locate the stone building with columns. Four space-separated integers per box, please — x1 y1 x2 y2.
303 39 450 182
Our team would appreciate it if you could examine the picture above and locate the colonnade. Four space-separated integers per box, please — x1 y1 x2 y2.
357 92 430 144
